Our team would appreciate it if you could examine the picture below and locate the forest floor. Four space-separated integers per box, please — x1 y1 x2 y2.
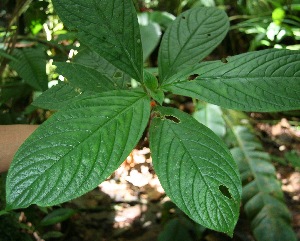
57 113 300 241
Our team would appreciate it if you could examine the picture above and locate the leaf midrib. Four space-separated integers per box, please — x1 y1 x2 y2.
161 10 212 82
57 1 142 81
11 93 148 206
164 120 232 230
93 0 142 81
166 76 299 108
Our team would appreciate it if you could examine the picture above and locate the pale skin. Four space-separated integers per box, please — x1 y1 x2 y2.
0 125 38 173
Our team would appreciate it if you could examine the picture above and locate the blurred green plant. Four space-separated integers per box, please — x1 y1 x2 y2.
0 0 75 124
158 201 206 241
272 150 300 169
231 0 300 51
224 110 296 241
0 173 76 240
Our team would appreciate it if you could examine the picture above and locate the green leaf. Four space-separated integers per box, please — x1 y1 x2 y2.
0 210 8 216
138 13 161 61
55 62 119 92
165 49 300 111
0 81 32 105
158 219 194 241
6 90 150 209
9 47 48 91
151 89 165 106
0 49 18 61
74 47 130 89
42 231 64 239
144 70 164 105
52 0 143 82
140 23 161 62
40 208 76 226
32 82 83 110
285 150 300 169
252 203 296 241
148 11 175 30
144 69 158 91
149 106 241 235
193 103 226 138
158 7 229 84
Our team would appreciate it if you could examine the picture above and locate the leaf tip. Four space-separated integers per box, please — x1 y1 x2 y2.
226 230 234 238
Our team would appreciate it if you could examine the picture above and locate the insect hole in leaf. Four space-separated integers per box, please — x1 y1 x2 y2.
188 74 199 81
219 185 232 199
164 115 181 124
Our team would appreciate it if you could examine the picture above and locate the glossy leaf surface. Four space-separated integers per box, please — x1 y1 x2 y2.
55 62 119 92
74 47 130 89
52 0 143 81
149 107 241 235
32 82 85 110
6 90 150 209
166 49 300 111
158 7 229 84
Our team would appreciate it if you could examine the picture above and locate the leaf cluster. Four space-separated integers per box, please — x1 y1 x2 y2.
4 0 300 236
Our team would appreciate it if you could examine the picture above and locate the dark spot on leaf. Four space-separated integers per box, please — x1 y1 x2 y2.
207 33 211 37
102 36 106 40
219 185 232 199
165 115 180 124
221 58 228 63
182 16 186 19
113 71 123 78
188 74 199 81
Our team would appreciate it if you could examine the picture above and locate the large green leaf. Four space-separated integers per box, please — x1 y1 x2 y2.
158 7 229 84
55 62 119 92
165 49 300 111
6 90 150 209
52 0 143 82
9 46 48 91
149 106 241 235
226 114 297 241
74 47 130 89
